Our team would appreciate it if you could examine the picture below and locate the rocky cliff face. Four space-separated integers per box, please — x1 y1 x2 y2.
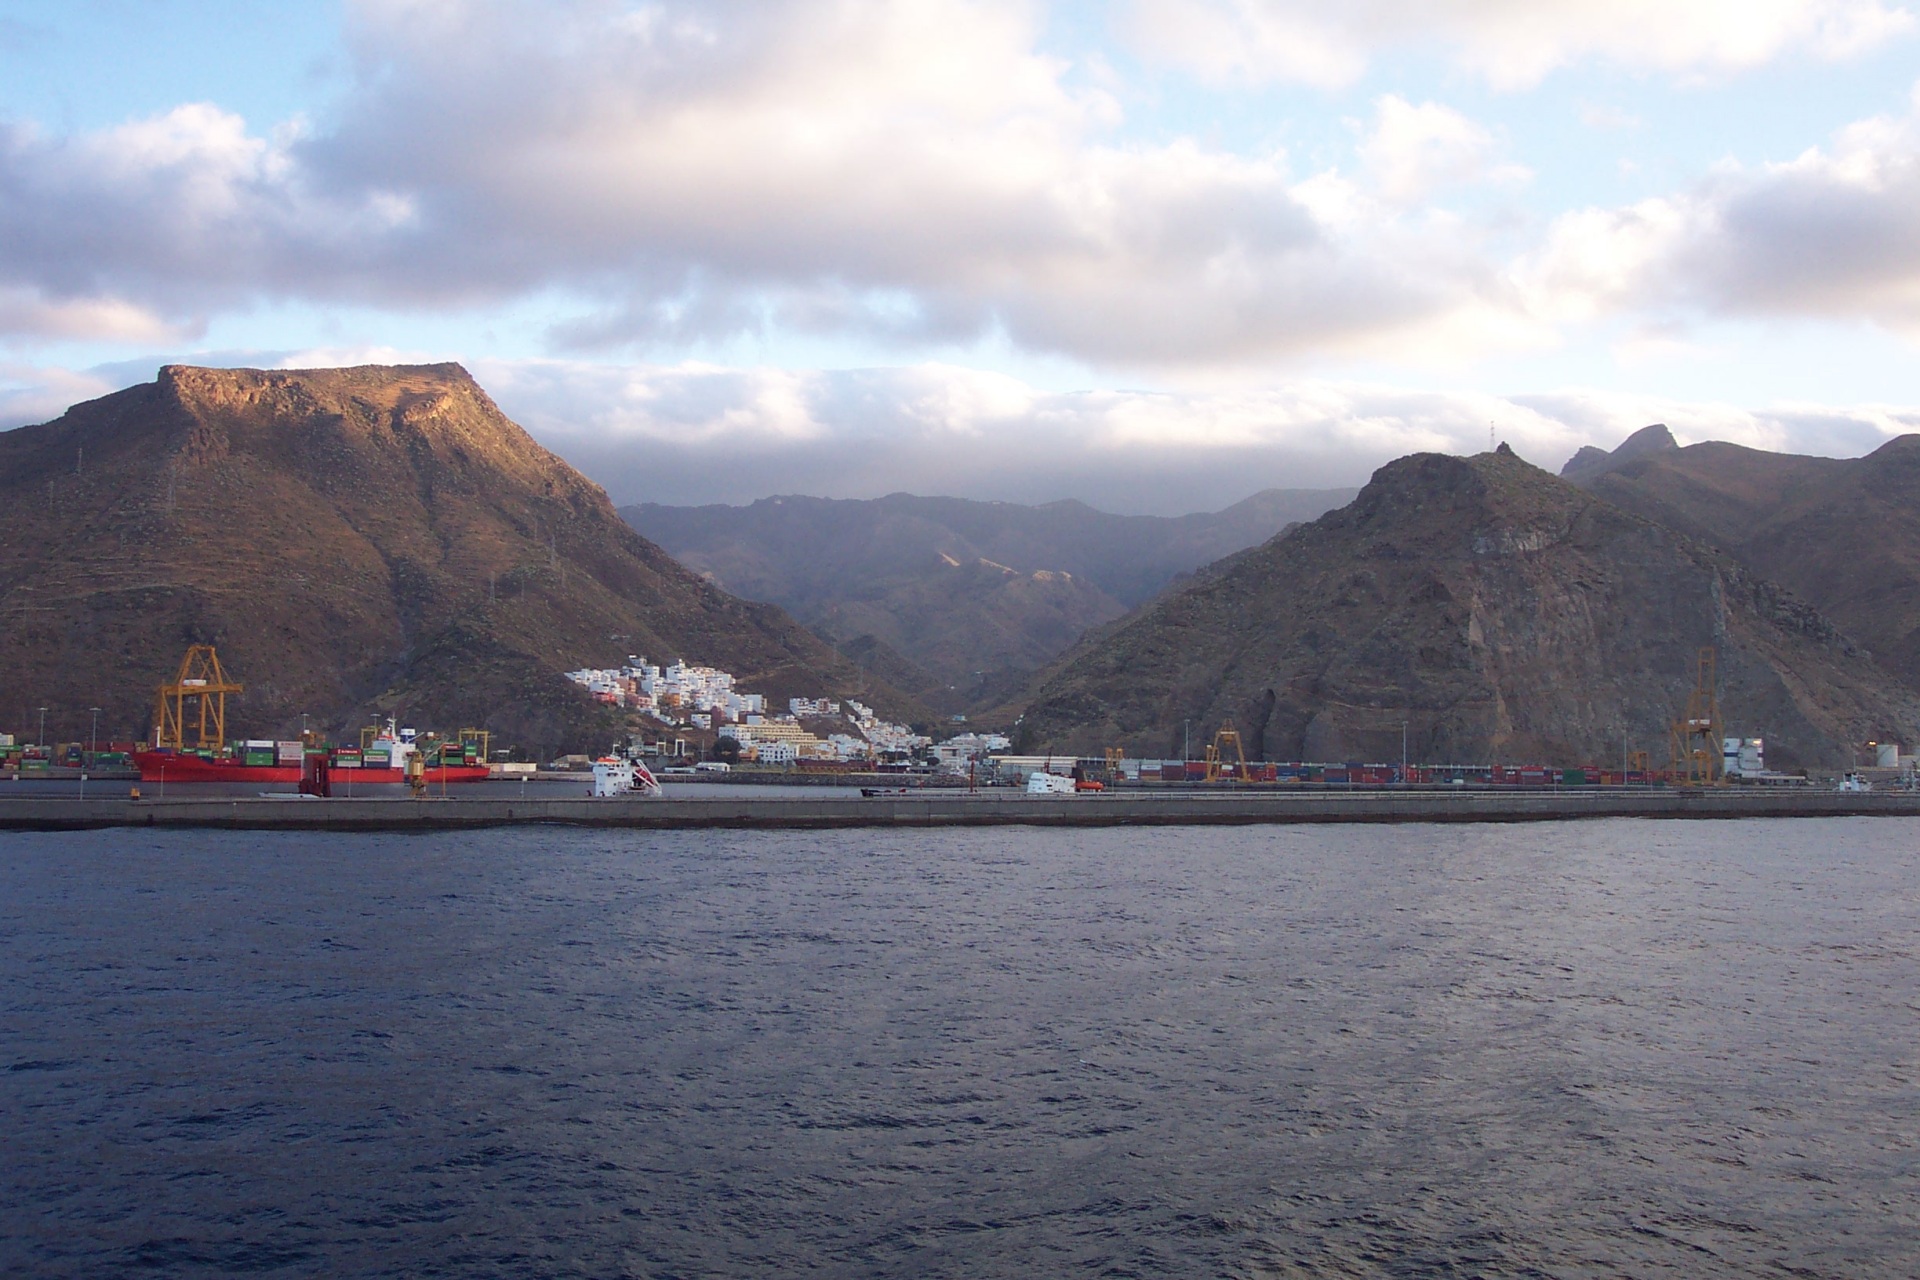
1016 448 1920 769
1567 432 1920 693
0 364 911 753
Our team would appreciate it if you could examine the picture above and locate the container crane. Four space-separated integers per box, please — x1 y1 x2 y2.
1669 647 1724 786
1204 721 1248 782
153 645 243 751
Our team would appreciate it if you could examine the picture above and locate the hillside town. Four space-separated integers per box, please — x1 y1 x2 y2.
563 657 1007 768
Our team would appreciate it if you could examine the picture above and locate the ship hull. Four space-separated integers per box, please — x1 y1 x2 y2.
134 751 490 785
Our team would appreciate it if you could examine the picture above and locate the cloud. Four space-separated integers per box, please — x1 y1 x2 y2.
0 288 186 343
1124 0 1915 90
0 0 1540 370
1525 86 1920 335
0 361 121 429
2 0 1912 371
471 358 1920 513
1358 95 1527 204
308 0 1539 365
7 352 1913 511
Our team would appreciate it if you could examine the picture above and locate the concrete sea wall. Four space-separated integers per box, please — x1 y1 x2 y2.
3 788 1919 831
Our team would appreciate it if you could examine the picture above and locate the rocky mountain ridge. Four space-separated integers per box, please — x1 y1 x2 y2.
0 364 913 754
1015 447 1920 769
1563 428 1920 693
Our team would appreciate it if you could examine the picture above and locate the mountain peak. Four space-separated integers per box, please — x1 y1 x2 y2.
1016 445 1917 767
0 363 902 753
1560 423 1678 481
1865 432 1920 463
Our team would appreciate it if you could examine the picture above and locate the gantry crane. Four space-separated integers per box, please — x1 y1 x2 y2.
154 645 244 751
1203 721 1248 782
1669 647 1724 786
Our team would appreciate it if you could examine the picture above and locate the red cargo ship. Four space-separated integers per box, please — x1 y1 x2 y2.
132 749 490 785
137 647 494 786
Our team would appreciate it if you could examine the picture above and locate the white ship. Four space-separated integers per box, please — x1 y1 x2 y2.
592 755 662 797
1026 770 1075 795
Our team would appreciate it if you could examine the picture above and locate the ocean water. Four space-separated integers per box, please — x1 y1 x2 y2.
2 819 1916 1278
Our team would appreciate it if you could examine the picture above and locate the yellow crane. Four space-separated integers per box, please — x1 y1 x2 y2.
1203 721 1248 782
154 645 244 751
1669 647 1724 786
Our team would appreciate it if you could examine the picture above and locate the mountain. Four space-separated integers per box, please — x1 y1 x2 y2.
1559 422 1679 484
1564 431 1920 691
620 487 1354 707
1014 447 1920 769
0 364 915 754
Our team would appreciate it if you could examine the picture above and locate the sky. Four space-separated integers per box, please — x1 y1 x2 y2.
3 0 1920 514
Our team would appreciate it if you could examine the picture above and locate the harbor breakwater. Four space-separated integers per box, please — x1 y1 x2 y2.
4 788 1920 831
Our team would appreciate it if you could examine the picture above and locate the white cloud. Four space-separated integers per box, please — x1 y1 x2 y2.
0 360 120 429
0 288 186 343
1125 0 1915 89
1358 95 1527 204
471 358 1920 512
2 0 1914 377
0 0 1544 371
8 353 1914 511
1524 86 1920 335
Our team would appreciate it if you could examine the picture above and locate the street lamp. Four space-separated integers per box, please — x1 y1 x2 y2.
88 707 101 760
37 706 47 750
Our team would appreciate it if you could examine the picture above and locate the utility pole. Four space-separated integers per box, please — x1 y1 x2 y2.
37 706 47 749
1402 721 1408 785
1184 720 1191 762
89 707 101 760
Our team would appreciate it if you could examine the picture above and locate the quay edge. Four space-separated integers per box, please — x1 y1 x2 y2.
5 789 1920 832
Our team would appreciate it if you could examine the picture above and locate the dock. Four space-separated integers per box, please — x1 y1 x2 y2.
4 787 1920 831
